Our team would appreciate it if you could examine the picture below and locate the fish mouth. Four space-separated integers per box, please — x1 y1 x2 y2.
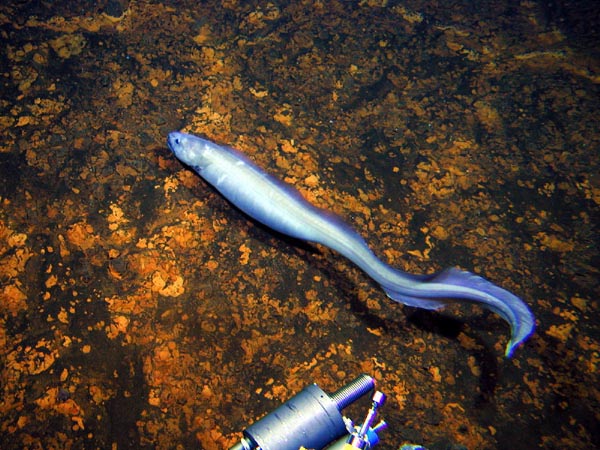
167 132 178 153
167 132 187 158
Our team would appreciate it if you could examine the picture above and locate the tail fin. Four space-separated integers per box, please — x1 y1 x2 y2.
383 267 535 357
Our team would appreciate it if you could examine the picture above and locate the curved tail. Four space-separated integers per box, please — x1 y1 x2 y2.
382 267 535 357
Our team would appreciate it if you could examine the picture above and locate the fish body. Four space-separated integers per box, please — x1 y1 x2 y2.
168 131 534 357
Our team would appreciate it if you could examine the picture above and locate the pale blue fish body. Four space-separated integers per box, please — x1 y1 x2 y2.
167 131 535 357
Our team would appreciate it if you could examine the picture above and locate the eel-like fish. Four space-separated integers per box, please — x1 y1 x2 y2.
168 131 535 357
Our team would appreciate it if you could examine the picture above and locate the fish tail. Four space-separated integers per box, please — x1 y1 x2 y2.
382 267 535 357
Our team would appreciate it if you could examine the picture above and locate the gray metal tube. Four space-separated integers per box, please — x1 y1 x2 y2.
243 384 346 450
231 375 375 450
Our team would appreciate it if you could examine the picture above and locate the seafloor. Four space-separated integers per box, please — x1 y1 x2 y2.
0 1 598 449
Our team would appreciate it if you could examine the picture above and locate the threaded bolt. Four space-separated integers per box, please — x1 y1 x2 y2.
329 374 375 411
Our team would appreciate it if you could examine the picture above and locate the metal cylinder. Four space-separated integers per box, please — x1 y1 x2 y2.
243 383 344 450
241 375 375 450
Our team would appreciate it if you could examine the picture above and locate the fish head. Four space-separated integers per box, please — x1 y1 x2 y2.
167 131 211 171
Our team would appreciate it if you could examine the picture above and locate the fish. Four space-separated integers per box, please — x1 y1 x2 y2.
167 131 535 357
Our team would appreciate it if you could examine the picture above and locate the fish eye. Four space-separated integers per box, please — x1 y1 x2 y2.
174 138 181 145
